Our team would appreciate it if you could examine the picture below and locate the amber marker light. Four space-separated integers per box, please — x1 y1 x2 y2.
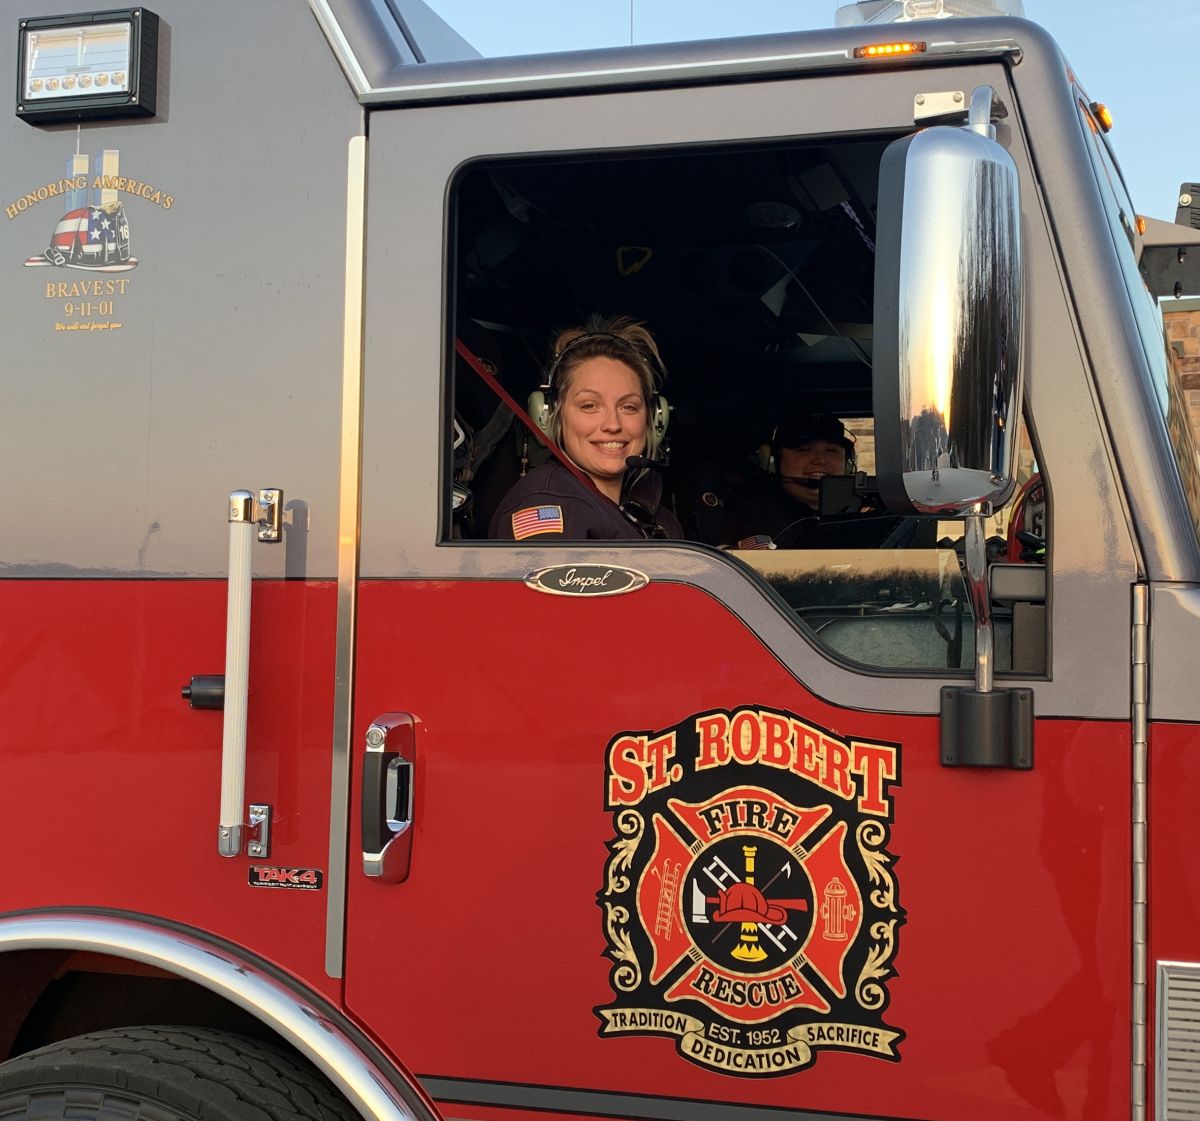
1136 215 1147 236
1091 101 1114 132
854 41 927 59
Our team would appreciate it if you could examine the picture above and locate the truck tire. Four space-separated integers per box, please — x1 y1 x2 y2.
0 1026 359 1121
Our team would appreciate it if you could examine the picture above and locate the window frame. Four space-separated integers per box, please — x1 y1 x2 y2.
1074 95 1200 549
443 140 1048 678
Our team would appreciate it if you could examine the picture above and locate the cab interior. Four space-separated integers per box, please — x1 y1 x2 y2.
447 133 1046 675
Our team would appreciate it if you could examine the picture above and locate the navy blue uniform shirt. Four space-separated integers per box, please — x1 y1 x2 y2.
489 460 682 541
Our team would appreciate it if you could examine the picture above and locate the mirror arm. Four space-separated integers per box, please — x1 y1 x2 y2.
967 85 997 140
940 510 1033 770
963 513 993 693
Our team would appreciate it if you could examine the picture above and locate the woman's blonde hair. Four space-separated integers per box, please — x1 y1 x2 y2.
545 314 667 459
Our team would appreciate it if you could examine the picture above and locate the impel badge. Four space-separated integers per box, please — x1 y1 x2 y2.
525 564 648 597
596 705 904 1077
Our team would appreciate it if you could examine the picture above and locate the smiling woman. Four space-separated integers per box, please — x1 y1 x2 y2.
487 316 682 540
557 355 648 499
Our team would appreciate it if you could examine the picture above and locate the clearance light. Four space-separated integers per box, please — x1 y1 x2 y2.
1091 101 1114 132
854 40 928 59
16 7 159 125
1136 215 1147 236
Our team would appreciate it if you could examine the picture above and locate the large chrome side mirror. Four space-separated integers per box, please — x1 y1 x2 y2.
873 87 1024 517
874 90 1033 768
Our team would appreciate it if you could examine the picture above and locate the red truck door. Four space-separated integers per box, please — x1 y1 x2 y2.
341 62 1139 1121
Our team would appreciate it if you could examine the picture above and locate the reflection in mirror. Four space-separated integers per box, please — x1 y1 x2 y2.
874 119 1023 516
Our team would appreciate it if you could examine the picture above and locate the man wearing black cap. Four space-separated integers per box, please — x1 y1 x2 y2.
720 413 860 548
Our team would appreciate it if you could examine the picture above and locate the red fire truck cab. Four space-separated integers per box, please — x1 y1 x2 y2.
4 2 1200 1121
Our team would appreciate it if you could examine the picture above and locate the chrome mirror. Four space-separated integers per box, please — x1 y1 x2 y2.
873 86 1024 518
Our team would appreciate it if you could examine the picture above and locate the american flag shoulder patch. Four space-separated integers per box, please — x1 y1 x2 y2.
512 504 565 540
737 534 774 550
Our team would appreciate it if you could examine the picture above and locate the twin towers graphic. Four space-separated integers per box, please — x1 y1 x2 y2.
25 149 137 272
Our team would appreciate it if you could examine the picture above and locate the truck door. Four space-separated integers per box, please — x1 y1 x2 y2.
0 0 361 1003
342 62 1139 1121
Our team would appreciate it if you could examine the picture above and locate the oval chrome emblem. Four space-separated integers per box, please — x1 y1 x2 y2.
525 564 648 597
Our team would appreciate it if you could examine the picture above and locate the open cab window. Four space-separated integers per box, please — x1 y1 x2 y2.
737 417 1044 673
448 135 1046 675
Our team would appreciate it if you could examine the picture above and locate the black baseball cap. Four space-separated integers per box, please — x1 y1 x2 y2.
774 413 855 454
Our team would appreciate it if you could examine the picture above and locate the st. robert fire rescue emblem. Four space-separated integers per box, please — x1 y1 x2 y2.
597 705 904 1076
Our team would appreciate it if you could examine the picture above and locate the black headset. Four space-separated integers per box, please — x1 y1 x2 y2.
528 331 669 447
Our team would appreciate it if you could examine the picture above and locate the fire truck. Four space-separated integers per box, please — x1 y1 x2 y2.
4 1 1200 1120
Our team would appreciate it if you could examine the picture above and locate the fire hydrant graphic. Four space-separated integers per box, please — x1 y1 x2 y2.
822 876 856 941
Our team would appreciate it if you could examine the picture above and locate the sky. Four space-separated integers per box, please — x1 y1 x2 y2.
420 0 1197 221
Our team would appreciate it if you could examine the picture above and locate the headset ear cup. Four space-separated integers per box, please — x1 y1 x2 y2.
651 394 670 442
528 389 553 436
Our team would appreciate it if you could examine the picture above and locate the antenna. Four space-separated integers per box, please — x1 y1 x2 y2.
630 0 635 45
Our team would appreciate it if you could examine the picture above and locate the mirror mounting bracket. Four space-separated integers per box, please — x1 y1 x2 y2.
940 512 1034 770
940 685 1033 769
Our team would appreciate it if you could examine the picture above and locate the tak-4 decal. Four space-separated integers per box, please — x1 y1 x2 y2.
597 705 904 1077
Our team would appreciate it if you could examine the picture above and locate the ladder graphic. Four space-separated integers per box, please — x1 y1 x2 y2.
652 860 681 939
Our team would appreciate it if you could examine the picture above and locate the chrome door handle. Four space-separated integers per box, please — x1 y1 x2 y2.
362 713 416 882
